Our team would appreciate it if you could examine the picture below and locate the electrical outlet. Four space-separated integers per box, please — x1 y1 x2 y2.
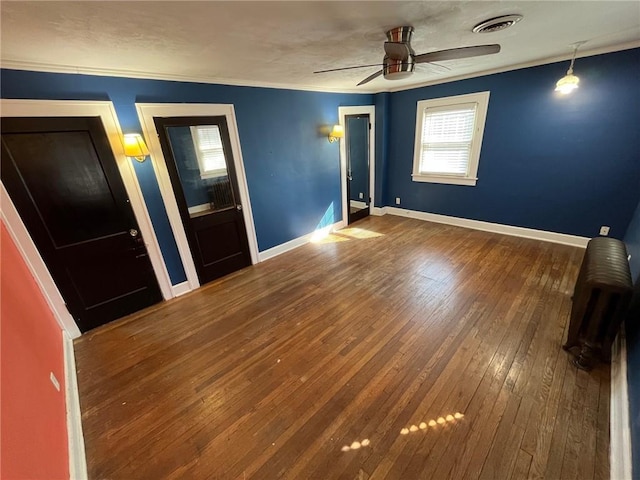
50 372 60 392
359 192 363 199
395 197 401 205
599 226 610 236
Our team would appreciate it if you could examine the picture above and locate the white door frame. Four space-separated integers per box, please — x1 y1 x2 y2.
0 99 175 337
136 103 259 294
338 106 376 226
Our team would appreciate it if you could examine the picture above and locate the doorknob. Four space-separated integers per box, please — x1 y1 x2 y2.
129 228 139 237
236 204 243 211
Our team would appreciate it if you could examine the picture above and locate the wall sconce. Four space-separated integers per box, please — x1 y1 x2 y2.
123 133 150 162
555 42 585 95
328 124 344 143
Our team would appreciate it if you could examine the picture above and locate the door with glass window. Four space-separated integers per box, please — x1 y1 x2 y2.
154 116 251 285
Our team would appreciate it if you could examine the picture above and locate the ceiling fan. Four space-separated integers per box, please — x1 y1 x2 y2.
314 26 501 86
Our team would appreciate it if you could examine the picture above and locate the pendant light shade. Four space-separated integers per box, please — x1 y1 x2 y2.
555 71 580 94
555 43 583 95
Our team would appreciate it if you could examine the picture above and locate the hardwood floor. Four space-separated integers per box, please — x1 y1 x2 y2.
74 215 610 479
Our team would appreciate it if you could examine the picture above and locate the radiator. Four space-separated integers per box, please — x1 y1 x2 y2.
563 237 633 370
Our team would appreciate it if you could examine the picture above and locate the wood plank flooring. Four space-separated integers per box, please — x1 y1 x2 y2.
73 215 610 479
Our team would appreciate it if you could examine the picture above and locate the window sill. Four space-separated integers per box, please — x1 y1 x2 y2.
411 174 477 186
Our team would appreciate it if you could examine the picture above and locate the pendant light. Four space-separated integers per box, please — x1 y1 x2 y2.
555 43 584 94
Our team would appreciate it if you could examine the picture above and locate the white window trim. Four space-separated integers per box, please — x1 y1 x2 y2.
412 91 490 187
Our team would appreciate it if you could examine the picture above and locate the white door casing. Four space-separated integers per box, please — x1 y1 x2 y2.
338 106 376 226
136 103 259 295
0 99 175 337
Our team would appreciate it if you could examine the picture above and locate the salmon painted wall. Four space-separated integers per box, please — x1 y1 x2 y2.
1 223 69 479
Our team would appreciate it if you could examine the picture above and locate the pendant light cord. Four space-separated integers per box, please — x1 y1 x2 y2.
567 45 578 74
567 41 586 75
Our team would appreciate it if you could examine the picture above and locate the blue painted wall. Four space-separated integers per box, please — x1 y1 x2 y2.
624 199 640 479
1 69 372 283
384 48 640 239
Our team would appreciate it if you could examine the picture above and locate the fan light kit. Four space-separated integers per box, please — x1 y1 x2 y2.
314 26 502 86
556 42 585 95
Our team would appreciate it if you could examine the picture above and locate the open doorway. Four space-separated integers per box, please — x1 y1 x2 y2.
345 114 371 224
338 106 376 226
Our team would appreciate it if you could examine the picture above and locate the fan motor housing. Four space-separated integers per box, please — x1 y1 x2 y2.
386 25 414 43
383 57 415 80
384 26 416 79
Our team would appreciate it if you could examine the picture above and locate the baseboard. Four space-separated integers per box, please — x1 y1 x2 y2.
171 281 191 297
258 220 344 262
63 332 88 480
611 325 633 480
383 207 590 248
372 207 387 216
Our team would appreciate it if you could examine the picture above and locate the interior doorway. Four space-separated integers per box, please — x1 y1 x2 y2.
338 106 376 226
1 116 163 332
136 103 259 294
345 114 371 224
154 116 252 285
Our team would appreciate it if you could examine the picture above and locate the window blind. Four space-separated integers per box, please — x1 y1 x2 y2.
419 104 477 176
192 126 227 176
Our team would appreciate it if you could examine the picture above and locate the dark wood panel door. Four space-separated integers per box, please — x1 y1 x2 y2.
154 116 251 285
1 117 163 332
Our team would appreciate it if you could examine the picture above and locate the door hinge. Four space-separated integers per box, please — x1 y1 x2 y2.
369 123 372 130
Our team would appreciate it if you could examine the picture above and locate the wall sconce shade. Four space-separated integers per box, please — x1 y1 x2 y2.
555 43 583 95
328 125 344 143
123 134 150 162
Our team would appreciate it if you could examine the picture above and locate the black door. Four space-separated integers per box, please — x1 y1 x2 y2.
345 114 370 224
1 117 163 332
154 116 251 285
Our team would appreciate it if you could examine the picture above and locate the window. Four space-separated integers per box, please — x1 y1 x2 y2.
190 125 228 179
412 91 490 186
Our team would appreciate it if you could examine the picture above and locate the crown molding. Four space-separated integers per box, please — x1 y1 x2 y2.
0 59 371 95
1 41 638 95
382 40 640 93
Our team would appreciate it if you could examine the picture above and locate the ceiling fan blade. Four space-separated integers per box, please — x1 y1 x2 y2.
314 63 384 74
414 44 501 64
357 70 383 86
384 41 411 60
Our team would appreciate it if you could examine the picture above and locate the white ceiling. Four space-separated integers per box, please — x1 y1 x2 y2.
1 1 639 93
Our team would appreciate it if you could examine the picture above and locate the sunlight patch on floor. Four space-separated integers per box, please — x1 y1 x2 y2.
311 227 384 244
400 412 465 436
341 438 371 452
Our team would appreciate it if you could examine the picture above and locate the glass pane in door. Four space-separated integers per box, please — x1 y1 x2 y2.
165 125 235 218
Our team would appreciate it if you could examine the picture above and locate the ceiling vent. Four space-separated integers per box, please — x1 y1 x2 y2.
472 15 523 34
